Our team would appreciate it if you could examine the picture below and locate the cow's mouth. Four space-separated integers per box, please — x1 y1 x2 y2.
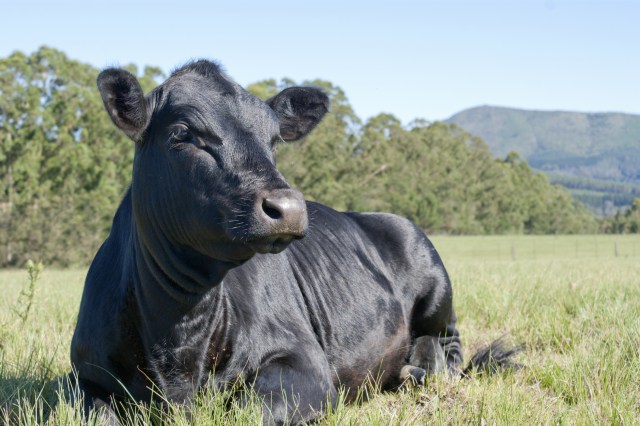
246 235 301 254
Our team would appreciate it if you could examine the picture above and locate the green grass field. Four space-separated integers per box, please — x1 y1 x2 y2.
1 235 639 425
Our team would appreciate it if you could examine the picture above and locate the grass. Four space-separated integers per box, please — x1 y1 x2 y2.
1 235 639 424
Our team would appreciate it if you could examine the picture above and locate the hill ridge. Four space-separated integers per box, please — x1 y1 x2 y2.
445 105 640 214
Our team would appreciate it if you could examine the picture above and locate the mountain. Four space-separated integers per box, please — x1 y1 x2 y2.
446 106 640 215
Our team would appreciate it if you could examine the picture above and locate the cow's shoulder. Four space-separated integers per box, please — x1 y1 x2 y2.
301 202 439 272
82 187 135 301
345 210 419 240
347 209 429 248
90 188 134 276
72 189 136 385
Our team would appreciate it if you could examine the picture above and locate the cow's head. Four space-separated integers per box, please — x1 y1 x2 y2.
97 61 328 264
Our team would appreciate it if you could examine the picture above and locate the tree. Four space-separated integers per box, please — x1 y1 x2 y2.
602 198 640 233
0 47 604 267
0 47 164 266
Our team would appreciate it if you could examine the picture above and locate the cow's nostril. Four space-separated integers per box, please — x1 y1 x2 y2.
257 191 308 238
262 199 283 220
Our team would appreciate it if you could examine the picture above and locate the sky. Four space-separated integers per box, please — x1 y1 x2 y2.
1 0 638 124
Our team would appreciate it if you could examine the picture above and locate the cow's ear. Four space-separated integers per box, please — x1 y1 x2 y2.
267 87 329 142
97 68 150 141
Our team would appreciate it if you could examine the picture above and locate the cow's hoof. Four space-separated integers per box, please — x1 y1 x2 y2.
400 365 426 386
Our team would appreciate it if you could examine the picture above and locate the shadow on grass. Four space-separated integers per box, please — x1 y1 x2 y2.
0 374 73 425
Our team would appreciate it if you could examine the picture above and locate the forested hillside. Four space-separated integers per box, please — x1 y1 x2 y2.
446 106 640 214
0 48 601 267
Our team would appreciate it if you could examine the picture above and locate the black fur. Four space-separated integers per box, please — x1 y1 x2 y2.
72 59 518 426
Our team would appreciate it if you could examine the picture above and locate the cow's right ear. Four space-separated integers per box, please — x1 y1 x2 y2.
97 69 150 141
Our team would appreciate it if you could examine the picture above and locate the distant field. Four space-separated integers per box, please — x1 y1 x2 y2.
431 233 640 261
1 235 639 425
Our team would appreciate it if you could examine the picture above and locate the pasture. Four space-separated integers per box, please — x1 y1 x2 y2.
1 234 639 425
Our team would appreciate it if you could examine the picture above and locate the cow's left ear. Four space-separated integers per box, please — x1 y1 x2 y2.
266 87 329 142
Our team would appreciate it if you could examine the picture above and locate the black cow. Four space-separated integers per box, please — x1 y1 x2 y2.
71 60 516 425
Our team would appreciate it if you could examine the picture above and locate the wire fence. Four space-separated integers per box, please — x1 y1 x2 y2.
430 234 640 262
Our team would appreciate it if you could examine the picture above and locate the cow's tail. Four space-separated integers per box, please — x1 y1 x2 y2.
460 335 523 377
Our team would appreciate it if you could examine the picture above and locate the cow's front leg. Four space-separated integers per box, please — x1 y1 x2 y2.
75 379 121 426
253 355 336 426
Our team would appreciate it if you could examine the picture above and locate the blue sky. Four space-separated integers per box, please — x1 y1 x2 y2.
2 0 638 123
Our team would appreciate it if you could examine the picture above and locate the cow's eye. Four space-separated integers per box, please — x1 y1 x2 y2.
172 129 194 142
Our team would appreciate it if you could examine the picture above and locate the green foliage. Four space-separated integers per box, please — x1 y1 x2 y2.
0 48 599 266
12 260 43 323
547 173 640 216
276 91 596 234
0 47 164 267
250 77 596 235
601 198 640 234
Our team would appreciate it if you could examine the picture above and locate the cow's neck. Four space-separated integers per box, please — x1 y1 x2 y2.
132 223 235 346
132 223 235 318
129 224 238 398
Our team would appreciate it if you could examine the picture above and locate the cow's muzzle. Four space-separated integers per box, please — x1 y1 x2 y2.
246 188 308 254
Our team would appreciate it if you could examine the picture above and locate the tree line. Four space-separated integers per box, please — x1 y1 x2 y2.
601 199 640 233
0 47 631 267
